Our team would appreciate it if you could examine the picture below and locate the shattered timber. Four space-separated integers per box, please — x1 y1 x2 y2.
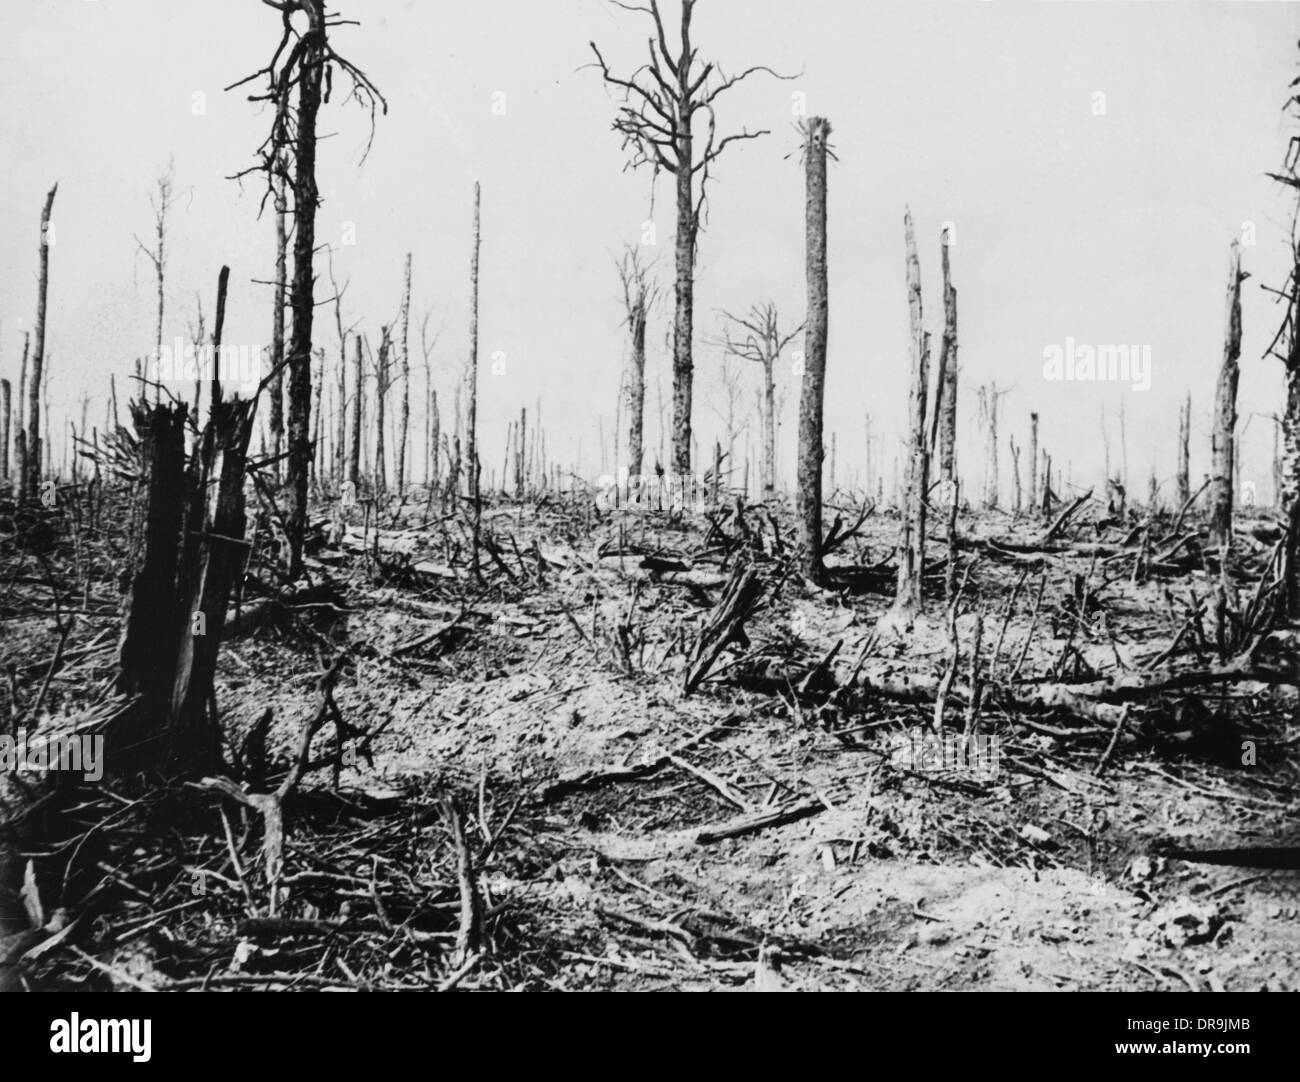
1 1 1299 996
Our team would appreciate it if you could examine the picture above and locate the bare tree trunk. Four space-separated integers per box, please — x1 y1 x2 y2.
116 402 188 751
117 266 253 775
310 347 324 494
618 248 650 480
466 183 483 577
1029 411 1039 513
934 236 958 487
14 335 28 497
335 334 346 488
270 154 288 483
762 361 776 496
23 184 57 503
397 252 412 494
797 119 831 584
1210 240 1243 555
980 382 1001 511
430 388 440 493
893 209 930 621
516 407 526 496
374 326 392 496
1010 436 1022 516
143 168 174 407
0 379 9 481
349 335 363 487
672 160 696 477
285 2 326 579
1177 393 1191 508
467 183 481 503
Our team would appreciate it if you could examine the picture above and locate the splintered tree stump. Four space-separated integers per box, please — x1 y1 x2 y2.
683 565 767 695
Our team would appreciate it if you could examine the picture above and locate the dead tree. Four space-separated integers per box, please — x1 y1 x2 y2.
13 335 28 496
617 246 656 482
890 208 931 624
466 183 481 502
0 378 9 482
1177 393 1191 508
931 233 958 488
348 335 363 488
326 251 356 491
1210 240 1243 556
1028 411 1039 513
421 310 442 491
397 252 412 494
21 184 56 503
229 0 385 578
590 0 790 476
797 119 832 584
269 150 289 482
116 266 255 774
373 327 394 496
308 347 322 489
515 408 527 496
977 381 1007 512
133 164 179 406
1010 435 1022 515
719 302 804 497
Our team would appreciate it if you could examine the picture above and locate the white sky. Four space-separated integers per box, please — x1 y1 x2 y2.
1 0 1298 500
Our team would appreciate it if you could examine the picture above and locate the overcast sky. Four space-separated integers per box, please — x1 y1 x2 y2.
1 0 1298 500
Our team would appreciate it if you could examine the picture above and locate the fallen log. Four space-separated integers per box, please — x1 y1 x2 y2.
694 799 823 844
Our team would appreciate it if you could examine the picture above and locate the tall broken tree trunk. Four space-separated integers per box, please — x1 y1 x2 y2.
797 118 831 584
348 336 363 488
117 402 188 727
1028 412 1039 513
22 184 57 503
466 183 481 504
670 137 697 478
466 183 483 579
1010 436 1022 516
334 332 346 489
117 266 253 774
374 328 392 496
933 235 958 487
169 395 255 772
762 361 776 496
516 407 527 496
618 246 650 481
310 347 325 494
1177 393 1191 509
284 3 326 579
0 379 9 482
979 382 1001 511
429 388 441 494
397 252 412 494
13 338 26 499
891 208 930 625
269 153 288 484
1210 240 1243 557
